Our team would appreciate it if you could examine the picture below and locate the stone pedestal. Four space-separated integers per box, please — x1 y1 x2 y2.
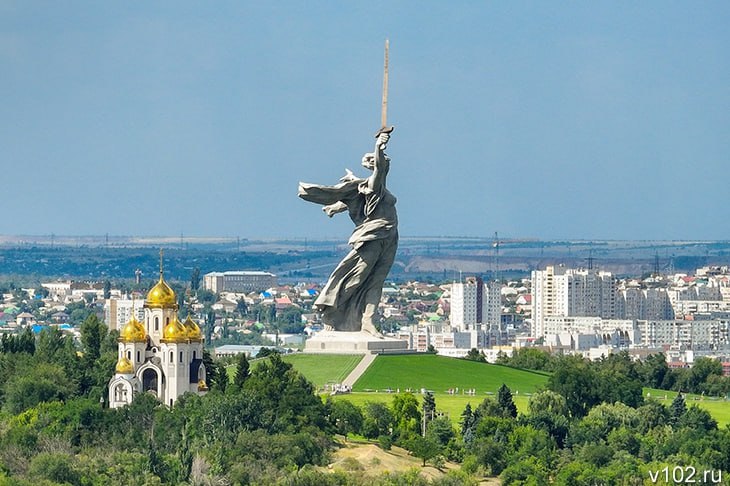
305 330 408 354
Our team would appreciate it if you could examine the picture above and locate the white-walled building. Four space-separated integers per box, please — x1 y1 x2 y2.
532 266 619 338
204 271 277 293
638 319 730 350
618 287 674 321
104 297 145 332
450 277 500 331
41 281 72 301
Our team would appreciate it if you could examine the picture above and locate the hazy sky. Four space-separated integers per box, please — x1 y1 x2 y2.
2 2 728 240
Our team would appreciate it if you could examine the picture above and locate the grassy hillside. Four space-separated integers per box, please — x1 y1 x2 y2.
275 353 729 428
281 353 363 387
354 354 549 395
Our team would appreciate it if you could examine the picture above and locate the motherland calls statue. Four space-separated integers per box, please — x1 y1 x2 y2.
298 127 397 335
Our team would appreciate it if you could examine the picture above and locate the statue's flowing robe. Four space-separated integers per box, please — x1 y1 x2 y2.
298 178 398 331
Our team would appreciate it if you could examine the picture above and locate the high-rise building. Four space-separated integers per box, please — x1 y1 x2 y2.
104 297 145 332
450 277 500 331
531 266 618 338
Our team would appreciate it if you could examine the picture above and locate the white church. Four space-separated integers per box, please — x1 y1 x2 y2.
108 258 207 408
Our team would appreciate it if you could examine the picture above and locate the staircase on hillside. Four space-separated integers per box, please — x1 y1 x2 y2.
342 352 378 388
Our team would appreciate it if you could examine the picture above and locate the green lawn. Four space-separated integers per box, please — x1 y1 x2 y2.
281 353 364 387
353 354 549 395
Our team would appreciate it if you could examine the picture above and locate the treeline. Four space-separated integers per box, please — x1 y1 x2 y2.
498 347 730 396
333 376 729 484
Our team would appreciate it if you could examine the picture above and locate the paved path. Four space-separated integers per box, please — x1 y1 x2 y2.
342 352 378 387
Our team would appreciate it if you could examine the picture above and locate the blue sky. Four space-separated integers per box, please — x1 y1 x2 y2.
2 2 728 240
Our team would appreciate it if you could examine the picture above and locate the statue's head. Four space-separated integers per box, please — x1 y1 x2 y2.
361 153 375 170
361 153 389 171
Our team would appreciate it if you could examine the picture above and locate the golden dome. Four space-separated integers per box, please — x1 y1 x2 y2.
115 356 134 374
183 315 203 342
198 379 209 392
145 277 178 309
119 316 147 343
161 316 188 343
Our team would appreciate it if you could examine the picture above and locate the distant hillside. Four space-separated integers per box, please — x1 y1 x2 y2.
1 237 727 281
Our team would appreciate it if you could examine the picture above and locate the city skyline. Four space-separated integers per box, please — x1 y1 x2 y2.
2 2 729 240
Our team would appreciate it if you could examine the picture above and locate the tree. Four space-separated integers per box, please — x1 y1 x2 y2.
595 352 644 408
465 348 486 362
177 423 193 483
204 308 215 342
460 403 478 444
276 307 304 333
669 394 687 427
4 362 76 414
639 353 669 389
1 326 36 354
426 416 454 447
499 456 549 486
257 347 280 358
685 357 724 394
571 402 640 447
28 452 81 485
201 349 225 392
197 289 216 304
497 384 518 418
214 362 229 393
474 396 504 420
391 393 421 439
103 280 111 299
525 390 570 447
679 405 717 432
636 399 669 432
233 353 250 389
547 355 600 417
68 300 94 326
242 353 328 433
407 435 441 467
80 314 106 364
236 297 248 318
362 402 394 439
190 267 201 292
328 399 363 437
503 347 554 371
422 391 436 434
